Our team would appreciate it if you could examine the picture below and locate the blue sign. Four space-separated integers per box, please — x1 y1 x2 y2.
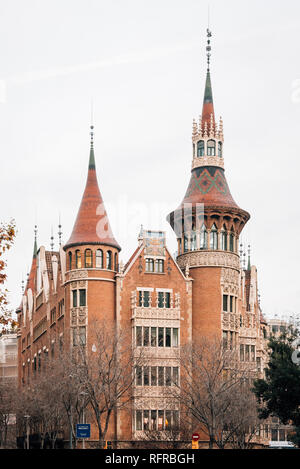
76 424 91 438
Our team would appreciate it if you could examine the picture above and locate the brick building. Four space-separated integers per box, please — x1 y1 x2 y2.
16 30 270 447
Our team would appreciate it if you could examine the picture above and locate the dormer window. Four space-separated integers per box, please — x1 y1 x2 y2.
218 141 223 158
207 139 216 156
197 140 205 157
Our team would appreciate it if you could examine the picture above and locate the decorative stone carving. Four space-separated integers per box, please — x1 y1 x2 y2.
177 251 240 271
67 270 88 281
192 155 224 170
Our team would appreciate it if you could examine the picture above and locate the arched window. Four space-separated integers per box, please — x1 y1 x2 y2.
190 230 197 251
207 140 216 156
155 259 164 273
68 252 72 271
197 140 205 157
114 253 118 271
229 233 235 252
96 249 103 268
218 141 223 158
106 251 112 270
85 249 93 268
221 228 227 251
210 224 218 250
200 224 208 249
183 234 189 253
75 250 82 269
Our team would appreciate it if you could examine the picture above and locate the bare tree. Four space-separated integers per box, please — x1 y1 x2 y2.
71 318 143 448
0 378 17 448
176 336 257 449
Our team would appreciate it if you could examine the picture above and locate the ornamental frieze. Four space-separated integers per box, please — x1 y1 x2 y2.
192 156 224 170
66 270 88 281
177 251 240 271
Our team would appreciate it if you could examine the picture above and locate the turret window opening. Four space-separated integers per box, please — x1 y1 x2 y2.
96 249 103 268
229 233 235 252
85 249 93 268
218 141 223 158
106 250 112 270
114 253 118 271
68 252 72 270
197 140 205 157
200 224 208 250
207 139 216 156
75 250 82 269
183 235 189 253
190 230 197 251
210 224 218 250
221 228 228 251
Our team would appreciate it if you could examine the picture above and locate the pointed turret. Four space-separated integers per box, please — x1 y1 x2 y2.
64 126 121 251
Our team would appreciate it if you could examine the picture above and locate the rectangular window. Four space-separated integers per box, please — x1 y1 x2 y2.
79 326 86 346
79 289 86 306
240 344 244 361
165 292 170 308
158 292 164 308
143 410 150 430
230 296 233 313
143 367 150 386
256 357 261 372
139 291 150 307
223 331 228 350
73 328 78 346
151 327 157 347
172 328 179 347
223 295 228 312
151 410 157 430
143 327 150 347
165 367 171 386
173 367 179 386
72 290 77 307
173 410 179 429
136 366 142 386
271 428 278 441
251 345 255 362
165 328 171 347
158 328 164 347
158 410 164 431
158 367 164 386
136 326 142 347
136 411 142 431
245 345 250 362
165 410 172 430
151 367 157 386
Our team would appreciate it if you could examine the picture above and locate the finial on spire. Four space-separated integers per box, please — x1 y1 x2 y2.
58 214 63 246
206 28 212 72
247 244 251 270
33 225 38 258
89 116 96 170
50 226 54 252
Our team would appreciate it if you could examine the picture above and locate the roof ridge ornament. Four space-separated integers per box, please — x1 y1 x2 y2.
206 28 212 72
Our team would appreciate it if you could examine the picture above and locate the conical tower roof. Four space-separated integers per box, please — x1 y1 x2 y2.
64 127 121 251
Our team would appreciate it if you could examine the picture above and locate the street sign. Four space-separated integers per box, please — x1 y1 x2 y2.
76 424 91 439
192 432 200 441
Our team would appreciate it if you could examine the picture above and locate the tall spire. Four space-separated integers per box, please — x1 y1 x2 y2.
64 123 121 251
33 224 38 258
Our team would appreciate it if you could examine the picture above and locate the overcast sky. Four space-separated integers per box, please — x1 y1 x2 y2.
1 0 300 319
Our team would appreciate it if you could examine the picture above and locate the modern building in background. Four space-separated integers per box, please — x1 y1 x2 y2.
15 31 290 448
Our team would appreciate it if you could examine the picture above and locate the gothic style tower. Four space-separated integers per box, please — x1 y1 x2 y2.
167 30 250 340
63 125 121 337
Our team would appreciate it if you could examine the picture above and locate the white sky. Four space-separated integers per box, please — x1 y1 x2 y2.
1 0 300 318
